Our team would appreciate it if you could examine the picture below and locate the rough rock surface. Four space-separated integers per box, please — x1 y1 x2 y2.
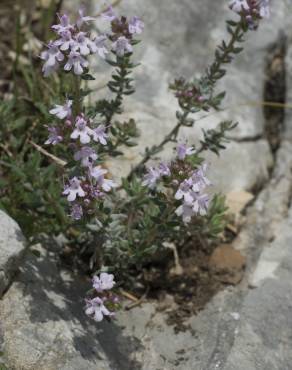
83 0 289 191
223 210 292 370
0 210 26 297
2 0 292 369
1 139 292 369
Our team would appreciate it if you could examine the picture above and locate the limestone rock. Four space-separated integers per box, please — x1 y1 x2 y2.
0 210 26 297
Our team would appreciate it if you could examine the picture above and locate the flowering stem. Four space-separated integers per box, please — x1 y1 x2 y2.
110 60 126 113
105 55 134 128
127 120 182 180
128 21 246 179
207 21 244 86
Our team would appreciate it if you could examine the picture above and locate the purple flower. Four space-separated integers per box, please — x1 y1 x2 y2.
90 166 117 192
99 178 117 192
175 164 211 223
102 5 117 21
229 0 250 13
128 16 144 34
52 14 73 34
175 204 195 224
88 185 104 199
70 115 93 144
49 99 72 119
229 0 270 29
259 0 270 18
142 167 161 189
191 163 211 192
158 162 171 177
85 297 113 322
44 126 63 145
41 42 64 77
72 32 97 56
77 7 96 29
54 30 73 51
94 35 109 59
64 51 89 75
70 204 83 220
63 177 86 202
175 190 209 222
112 36 133 57
92 125 108 145
74 146 98 167
92 273 116 292
192 193 209 216
90 165 108 179
175 179 195 204
176 143 196 160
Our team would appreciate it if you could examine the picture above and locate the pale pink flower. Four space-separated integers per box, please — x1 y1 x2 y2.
94 35 109 59
176 143 196 160
64 51 89 75
54 30 73 51
192 193 209 216
112 36 133 57
72 32 97 56
158 162 171 177
44 126 63 145
175 204 195 224
85 297 113 322
63 177 86 202
128 16 144 34
92 273 116 292
90 165 108 179
92 125 108 145
49 99 72 119
41 42 64 77
142 167 161 189
90 166 117 192
74 146 98 167
102 5 117 21
71 115 93 144
99 178 117 192
52 14 73 34
77 7 96 29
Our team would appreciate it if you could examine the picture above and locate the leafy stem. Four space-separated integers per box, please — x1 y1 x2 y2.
104 54 136 127
127 20 246 179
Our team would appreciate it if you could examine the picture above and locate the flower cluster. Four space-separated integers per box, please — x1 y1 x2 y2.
142 162 171 189
85 273 120 322
170 78 208 110
46 100 117 220
103 6 144 56
41 9 99 76
41 7 144 76
143 143 211 223
229 0 270 29
41 8 145 222
175 163 210 223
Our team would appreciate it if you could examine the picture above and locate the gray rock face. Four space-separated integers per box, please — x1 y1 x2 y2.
82 0 285 192
0 210 26 297
0 243 143 370
2 1 292 369
1 138 292 369
223 208 292 370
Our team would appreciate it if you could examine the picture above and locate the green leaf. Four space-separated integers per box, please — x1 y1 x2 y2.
81 74 96 81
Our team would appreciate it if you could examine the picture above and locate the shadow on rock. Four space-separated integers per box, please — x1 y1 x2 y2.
4 242 144 370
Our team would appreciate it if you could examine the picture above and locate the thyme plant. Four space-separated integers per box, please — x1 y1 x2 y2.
39 1 270 321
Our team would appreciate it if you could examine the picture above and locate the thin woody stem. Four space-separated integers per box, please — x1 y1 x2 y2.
127 21 245 180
